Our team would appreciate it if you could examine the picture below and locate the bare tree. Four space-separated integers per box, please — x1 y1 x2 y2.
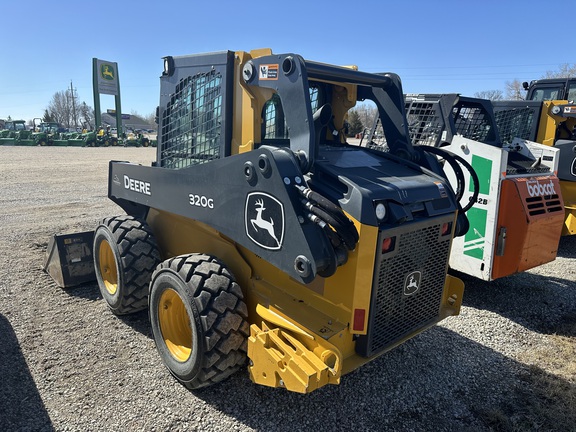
143 112 156 125
355 102 378 133
47 91 72 126
79 102 94 130
46 90 93 128
505 79 525 100
543 63 576 79
473 90 504 101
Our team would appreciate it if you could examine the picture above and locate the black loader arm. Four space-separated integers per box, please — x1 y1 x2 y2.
107 148 335 284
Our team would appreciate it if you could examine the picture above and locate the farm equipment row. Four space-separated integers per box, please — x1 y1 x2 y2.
0 121 156 147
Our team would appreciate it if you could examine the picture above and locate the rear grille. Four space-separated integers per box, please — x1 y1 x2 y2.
525 194 564 216
356 216 452 357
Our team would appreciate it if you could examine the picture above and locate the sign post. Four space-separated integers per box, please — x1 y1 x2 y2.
92 58 122 133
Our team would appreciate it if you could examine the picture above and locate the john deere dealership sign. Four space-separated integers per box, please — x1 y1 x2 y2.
95 59 119 96
92 58 122 131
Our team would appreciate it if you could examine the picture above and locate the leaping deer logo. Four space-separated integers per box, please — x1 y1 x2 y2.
407 276 418 290
101 65 114 80
251 199 280 247
245 192 284 250
404 271 421 296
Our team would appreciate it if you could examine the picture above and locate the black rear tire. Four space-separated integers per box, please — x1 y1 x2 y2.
149 254 249 390
94 215 161 315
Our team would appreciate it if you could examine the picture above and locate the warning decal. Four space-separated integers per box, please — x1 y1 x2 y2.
259 64 279 80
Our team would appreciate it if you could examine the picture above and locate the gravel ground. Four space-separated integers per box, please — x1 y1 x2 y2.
0 146 574 431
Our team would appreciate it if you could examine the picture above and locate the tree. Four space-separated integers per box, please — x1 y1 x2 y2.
143 111 156 125
543 63 576 79
78 102 94 130
473 90 504 101
45 89 93 128
46 91 70 126
348 110 364 136
504 79 525 100
130 110 156 126
355 102 378 133
42 109 55 122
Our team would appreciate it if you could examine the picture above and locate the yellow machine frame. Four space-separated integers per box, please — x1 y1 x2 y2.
140 50 464 393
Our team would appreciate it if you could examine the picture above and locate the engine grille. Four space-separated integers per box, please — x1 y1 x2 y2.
356 216 452 357
525 194 564 216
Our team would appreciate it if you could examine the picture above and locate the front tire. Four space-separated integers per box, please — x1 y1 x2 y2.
149 254 249 390
93 215 160 315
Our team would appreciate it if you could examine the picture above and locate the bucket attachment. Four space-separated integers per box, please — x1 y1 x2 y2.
43 231 95 288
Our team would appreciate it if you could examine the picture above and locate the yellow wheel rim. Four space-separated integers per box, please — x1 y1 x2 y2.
98 240 118 295
159 288 192 362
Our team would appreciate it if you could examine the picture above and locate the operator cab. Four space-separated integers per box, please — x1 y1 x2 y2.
524 78 576 102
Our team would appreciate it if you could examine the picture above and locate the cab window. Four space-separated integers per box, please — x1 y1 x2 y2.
261 85 323 141
530 87 561 101
567 82 576 101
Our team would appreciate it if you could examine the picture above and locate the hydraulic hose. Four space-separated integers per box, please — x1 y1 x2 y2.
297 184 360 276
447 151 480 212
417 145 465 202
295 185 359 246
416 145 480 213
304 201 357 251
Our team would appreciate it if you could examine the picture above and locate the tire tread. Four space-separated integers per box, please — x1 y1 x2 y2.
99 215 160 314
154 253 248 389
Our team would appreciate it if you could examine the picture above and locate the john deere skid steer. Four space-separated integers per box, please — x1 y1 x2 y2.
492 78 576 235
92 49 469 394
365 94 564 281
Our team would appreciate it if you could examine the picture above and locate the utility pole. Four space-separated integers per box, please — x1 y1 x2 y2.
70 80 78 129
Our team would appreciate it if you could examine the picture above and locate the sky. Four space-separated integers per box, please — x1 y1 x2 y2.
1 0 572 122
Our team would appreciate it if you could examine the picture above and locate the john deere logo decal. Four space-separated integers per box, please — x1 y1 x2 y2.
403 271 421 296
245 192 284 250
101 64 115 81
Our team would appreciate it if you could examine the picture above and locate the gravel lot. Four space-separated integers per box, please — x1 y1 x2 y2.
0 146 574 431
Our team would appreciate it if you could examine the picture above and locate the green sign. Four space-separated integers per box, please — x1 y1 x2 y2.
95 59 119 96
92 58 122 132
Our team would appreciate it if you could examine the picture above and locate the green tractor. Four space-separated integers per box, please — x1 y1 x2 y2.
66 130 86 147
33 121 67 146
83 126 119 147
122 130 150 147
0 120 28 145
14 128 35 146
